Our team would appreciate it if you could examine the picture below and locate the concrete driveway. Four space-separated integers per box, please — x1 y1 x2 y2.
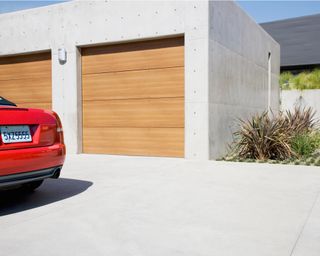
0 155 320 256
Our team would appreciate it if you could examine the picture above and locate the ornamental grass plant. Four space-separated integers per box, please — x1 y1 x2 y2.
228 107 319 162
231 111 293 160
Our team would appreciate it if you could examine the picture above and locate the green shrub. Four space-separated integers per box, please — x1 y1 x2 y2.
279 72 294 90
289 131 320 159
280 69 320 90
311 132 320 148
291 133 317 158
292 72 305 90
308 69 320 89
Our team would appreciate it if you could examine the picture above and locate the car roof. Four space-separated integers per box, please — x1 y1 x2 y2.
0 97 17 107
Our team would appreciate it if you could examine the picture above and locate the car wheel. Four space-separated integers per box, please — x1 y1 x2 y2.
21 180 44 192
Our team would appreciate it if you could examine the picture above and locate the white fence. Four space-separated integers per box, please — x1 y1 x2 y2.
281 89 320 119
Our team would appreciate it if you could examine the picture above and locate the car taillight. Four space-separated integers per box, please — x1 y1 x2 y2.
52 112 64 144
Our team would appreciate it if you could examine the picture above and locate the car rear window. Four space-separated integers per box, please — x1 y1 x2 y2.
0 97 16 106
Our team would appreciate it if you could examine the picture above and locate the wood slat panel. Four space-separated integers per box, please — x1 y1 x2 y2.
82 37 184 75
17 102 52 110
83 67 184 100
82 37 184 56
0 52 51 81
83 98 184 128
83 127 184 157
82 37 184 157
0 77 51 103
0 52 52 110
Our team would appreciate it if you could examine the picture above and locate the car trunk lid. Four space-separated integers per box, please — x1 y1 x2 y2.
0 107 57 150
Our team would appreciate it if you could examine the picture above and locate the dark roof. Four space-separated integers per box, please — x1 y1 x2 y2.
261 13 320 67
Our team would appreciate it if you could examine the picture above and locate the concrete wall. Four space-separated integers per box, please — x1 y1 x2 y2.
0 0 210 159
281 89 320 119
208 1 280 159
0 0 280 160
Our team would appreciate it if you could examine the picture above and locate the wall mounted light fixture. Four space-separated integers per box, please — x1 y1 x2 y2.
58 48 67 64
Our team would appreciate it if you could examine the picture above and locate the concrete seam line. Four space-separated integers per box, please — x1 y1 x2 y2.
289 187 320 256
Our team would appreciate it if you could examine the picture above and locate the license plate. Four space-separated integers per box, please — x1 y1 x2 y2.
0 125 32 144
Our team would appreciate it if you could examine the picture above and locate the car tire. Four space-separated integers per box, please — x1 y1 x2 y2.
21 180 44 192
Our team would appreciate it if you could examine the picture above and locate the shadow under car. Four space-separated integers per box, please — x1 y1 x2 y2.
0 178 93 216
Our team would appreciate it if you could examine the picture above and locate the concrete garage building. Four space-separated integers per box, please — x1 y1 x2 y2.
0 1 280 160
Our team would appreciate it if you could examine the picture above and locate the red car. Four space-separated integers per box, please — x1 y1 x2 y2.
0 97 66 191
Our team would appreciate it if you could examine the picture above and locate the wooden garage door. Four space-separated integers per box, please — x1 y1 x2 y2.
0 52 52 109
82 37 184 157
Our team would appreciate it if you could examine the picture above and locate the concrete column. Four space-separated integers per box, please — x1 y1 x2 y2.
184 1 210 160
52 47 81 154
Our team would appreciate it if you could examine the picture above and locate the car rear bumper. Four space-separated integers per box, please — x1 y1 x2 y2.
0 143 65 176
0 166 62 188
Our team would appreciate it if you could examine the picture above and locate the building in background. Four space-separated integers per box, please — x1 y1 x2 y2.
261 13 320 74
0 1 279 159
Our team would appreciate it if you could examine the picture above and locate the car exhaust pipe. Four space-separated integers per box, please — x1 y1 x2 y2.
52 167 61 179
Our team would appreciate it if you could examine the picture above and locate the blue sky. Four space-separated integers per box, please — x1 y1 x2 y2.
237 1 320 23
0 1 320 23
0 1 66 14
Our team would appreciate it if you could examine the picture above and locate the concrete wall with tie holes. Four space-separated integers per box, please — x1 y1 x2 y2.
208 1 280 158
0 0 279 159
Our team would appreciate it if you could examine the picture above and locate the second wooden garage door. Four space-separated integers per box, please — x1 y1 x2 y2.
82 37 184 157
0 52 52 110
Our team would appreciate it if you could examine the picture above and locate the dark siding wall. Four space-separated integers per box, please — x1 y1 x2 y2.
261 14 320 67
